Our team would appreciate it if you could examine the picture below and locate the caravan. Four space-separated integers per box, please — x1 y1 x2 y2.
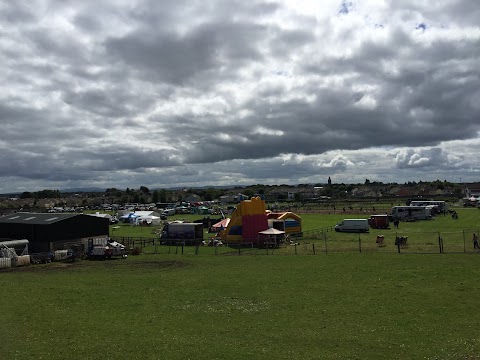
391 206 432 221
409 200 448 213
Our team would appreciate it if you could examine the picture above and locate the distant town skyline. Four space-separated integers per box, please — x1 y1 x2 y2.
1 1 479 193
2 178 473 197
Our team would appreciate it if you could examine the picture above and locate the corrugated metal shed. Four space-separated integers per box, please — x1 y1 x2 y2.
0 212 109 253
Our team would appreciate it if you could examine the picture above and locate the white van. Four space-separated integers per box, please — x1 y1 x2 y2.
335 219 370 233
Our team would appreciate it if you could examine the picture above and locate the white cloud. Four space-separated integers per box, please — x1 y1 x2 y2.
318 154 354 169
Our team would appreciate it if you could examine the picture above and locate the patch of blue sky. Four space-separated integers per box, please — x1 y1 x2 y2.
416 23 427 31
339 1 354 15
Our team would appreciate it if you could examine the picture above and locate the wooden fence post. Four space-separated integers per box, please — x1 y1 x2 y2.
438 232 443 254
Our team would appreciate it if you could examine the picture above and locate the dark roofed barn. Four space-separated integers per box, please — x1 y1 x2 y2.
0 212 109 253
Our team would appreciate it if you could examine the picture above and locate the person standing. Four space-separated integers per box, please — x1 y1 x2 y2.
473 233 480 250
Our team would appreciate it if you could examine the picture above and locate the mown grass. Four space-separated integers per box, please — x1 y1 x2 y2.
1 253 480 359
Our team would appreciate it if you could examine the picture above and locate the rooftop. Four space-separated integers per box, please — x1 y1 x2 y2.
0 212 79 225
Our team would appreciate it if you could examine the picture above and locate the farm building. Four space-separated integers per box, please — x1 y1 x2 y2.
0 212 109 253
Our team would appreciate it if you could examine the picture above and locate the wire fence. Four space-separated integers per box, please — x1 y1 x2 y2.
111 228 480 256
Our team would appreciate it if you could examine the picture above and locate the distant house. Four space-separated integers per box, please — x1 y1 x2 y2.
417 187 437 197
351 186 382 197
391 187 416 197
266 187 297 201
464 183 480 198
296 187 321 200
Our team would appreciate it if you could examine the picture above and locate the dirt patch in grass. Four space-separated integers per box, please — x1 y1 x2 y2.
0 259 190 273
99 259 191 271
0 262 77 273
127 260 189 270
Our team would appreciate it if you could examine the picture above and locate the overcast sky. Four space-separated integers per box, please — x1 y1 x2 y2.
1 0 479 193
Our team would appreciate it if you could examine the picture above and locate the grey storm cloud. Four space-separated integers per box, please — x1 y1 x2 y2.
0 0 479 192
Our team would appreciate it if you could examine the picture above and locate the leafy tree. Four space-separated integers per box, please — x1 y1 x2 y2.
243 189 254 198
132 193 140 203
159 189 167 203
152 190 160 203
34 189 61 199
140 186 150 194
106 188 123 198
322 187 333 197
20 192 33 199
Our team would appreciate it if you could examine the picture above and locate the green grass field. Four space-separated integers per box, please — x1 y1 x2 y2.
1 254 480 359
2 207 480 359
